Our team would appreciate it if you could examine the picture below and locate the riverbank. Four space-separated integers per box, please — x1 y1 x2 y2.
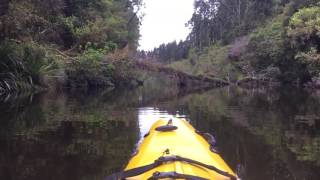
0 0 143 94
156 2 320 88
0 40 142 93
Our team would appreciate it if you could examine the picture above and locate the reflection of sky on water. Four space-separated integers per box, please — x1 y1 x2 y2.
137 107 188 139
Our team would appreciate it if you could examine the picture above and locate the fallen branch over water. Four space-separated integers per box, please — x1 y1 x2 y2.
132 61 229 88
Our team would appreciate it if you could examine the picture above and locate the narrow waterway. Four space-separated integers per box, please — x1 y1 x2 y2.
0 85 319 180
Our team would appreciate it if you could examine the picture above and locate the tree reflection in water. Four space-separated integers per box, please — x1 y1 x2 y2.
0 86 319 180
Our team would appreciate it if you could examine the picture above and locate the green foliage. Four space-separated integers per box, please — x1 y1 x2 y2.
169 0 320 85
244 9 318 84
65 46 140 88
61 13 128 49
147 41 190 64
187 0 278 49
80 47 106 64
247 18 286 71
168 45 243 82
0 0 142 92
287 6 320 47
20 43 58 81
66 47 115 88
287 6 320 79
0 41 58 92
295 47 320 77
112 60 140 85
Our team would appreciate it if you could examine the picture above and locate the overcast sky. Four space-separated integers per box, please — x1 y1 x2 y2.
138 0 194 51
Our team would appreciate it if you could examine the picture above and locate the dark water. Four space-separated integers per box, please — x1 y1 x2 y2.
0 84 320 180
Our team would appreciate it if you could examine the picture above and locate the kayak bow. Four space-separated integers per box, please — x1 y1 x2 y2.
112 118 238 180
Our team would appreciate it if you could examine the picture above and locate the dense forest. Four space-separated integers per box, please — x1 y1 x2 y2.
0 0 142 93
147 0 320 86
1 0 320 94
138 40 191 63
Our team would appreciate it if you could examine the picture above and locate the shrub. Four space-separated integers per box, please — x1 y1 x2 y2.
0 41 58 91
247 18 286 72
65 47 116 88
287 6 320 79
287 6 320 49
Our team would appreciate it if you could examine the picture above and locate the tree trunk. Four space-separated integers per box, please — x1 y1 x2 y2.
63 0 73 16
0 0 9 16
238 0 241 25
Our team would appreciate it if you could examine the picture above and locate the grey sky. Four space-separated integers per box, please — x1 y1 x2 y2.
138 0 194 51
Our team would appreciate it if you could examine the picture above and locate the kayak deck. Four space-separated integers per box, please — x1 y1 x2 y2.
124 119 237 180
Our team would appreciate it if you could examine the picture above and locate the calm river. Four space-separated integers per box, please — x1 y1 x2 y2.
0 84 319 180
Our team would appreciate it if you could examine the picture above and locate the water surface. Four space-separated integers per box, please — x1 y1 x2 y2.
0 86 319 180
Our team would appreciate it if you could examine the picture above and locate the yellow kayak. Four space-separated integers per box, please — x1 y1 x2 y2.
108 118 238 180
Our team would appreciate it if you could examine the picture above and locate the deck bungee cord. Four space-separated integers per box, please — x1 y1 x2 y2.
106 118 240 180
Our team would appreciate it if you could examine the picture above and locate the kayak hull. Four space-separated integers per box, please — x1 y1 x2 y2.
125 119 237 180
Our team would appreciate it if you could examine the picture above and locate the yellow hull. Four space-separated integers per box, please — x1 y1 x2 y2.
124 119 237 180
